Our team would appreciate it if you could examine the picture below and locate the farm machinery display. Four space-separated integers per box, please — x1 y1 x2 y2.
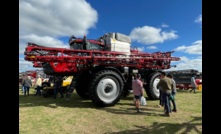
19 70 73 96
41 75 73 97
19 70 49 85
165 69 202 90
24 32 180 107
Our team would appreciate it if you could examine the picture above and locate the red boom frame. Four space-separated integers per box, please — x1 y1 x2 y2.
24 42 180 74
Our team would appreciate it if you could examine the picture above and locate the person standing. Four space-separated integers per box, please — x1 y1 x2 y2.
167 74 177 112
157 71 173 117
158 87 164 108
157 73 164 108
132 74 144 113
35 75 42 96
21 74 25 93
190 75 197 93
22 75 32 96
53 76 64 99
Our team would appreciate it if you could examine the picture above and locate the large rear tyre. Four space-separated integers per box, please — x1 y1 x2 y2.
89 70 124 107
75 71 92 99
144 72 161 100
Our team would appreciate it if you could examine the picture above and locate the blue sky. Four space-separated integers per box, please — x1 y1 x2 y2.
19 0 202 73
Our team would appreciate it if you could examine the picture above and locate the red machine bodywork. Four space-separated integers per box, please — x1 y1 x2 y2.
24 42 180 75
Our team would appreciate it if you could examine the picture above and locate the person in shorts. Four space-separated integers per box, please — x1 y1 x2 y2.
132 74 144 113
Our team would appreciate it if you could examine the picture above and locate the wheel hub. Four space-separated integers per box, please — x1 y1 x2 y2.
97 78 119 103
153 78 160 97
104 84 113 93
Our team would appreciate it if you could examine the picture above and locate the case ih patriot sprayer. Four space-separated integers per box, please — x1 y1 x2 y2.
24 32 180 107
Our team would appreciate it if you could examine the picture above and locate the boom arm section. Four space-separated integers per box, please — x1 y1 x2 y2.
24 42 180 75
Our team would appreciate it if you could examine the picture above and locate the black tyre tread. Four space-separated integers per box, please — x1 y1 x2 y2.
89 70 124 107
144 72 161 100
75 71 91 99
42 82 50 88
42 83 50 98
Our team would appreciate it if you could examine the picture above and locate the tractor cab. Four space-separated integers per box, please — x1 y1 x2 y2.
68 32 132 53
69 35 105 51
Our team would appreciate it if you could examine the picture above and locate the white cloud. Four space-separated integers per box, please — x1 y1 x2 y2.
179 56 189 62
165 56 202 72
161 30 178 40
171 40 202 72
129 26 178 44
19 0 98 72
19 0 98 37
137 47 144 52
195 14 202 24
19 58 35 72
161 23 169 28
174 40 202 55
19 34 69 54
147 46 157 49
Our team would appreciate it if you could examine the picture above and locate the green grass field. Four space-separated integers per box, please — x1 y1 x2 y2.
19 88 202 134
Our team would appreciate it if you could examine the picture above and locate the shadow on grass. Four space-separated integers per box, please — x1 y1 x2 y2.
19 92 162 116
19 88 202 111
102 104 166 116
120 95 154 101
102 89 202 116
19 89 163 114
19 92 97 109
103 116 202 134
19 88 152 109
105 108 163 116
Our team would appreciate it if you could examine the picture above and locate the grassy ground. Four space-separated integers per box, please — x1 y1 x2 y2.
19 88 202 134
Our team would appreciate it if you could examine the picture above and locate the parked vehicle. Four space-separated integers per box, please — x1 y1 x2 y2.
19 70 49 86
41 76 73 97
165 69 202 90
24 32 180 107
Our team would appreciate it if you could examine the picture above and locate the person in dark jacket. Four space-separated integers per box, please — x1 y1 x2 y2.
53 76 64 99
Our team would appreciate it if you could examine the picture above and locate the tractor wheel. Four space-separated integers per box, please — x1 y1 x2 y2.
42 83 49 88
88 70 124 107
42 83 54 98
42 83 49 98
144 72 161 100
75 71 92 99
